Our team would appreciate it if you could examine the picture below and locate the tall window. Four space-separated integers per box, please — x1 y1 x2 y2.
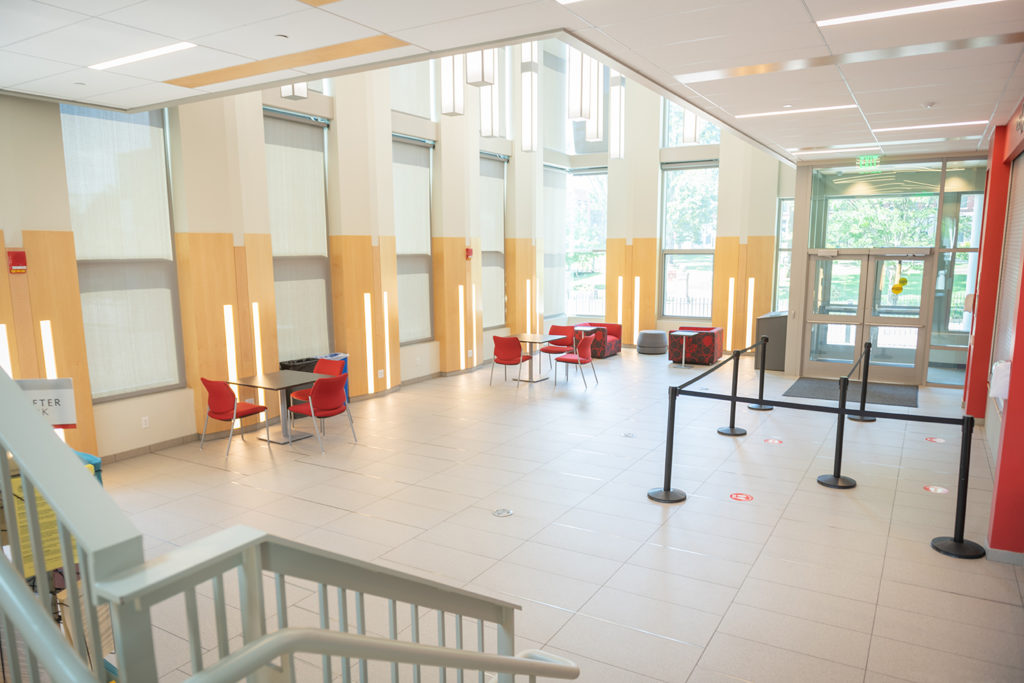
543 167 568 318
480 154 507 329
565 170 607 317
663 99 720 147
264 114 332 362
774 198 794 311
61 104 184 400
661 163 718 318
393 138 434 343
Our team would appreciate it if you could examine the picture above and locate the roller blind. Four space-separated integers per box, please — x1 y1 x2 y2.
480 157 506 252
992 159 1024 363
394 141 433 255
61 105 172 260
544 167 568 317
264 116 328 257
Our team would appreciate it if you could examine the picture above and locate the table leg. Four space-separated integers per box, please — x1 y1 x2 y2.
277 390 291 440
680 337 688 369
258 388 314 444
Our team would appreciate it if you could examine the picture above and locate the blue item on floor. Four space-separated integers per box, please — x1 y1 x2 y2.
74 450 103 484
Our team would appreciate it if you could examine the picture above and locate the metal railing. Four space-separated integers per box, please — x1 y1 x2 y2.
0 371 579 682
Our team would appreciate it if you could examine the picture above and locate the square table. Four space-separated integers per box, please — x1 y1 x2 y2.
671 330 699 369
514 333 563 383
228 370 331 444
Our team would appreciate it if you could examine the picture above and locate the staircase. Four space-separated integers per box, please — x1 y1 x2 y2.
0 371 579 682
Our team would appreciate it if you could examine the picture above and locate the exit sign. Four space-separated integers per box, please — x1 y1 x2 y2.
857 154 881 171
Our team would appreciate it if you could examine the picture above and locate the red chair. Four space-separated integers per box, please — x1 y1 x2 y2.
290 358 345 405
490 335 531 385
539 325 576 370
555 334 598 388
287 374 355 452
200 377 269 457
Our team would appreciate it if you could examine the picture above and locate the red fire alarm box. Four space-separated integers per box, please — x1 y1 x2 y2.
465 247 473 261
8 250 26 274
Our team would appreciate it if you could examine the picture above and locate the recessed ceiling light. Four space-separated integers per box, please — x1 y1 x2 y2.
792 146 882 156
736 104 857 119
872 120 987 133
817 0 1005 27
554 0 585 4
89 42 196 70
782 104 793 108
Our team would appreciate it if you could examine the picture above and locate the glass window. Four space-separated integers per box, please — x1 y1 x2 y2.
661 164 718 318
565 171 607 317
662 99 720 147
264 115 332 362
60 104 184 400
393 139 434 343
774 198 794 311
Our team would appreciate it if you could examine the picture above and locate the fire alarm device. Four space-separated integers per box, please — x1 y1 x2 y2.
465 247 473 260
8 250 26 274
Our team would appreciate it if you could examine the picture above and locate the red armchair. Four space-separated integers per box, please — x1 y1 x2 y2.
669 326 723 365
582 322 622 358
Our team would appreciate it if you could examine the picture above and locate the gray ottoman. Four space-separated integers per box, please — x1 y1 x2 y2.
637 330 668 354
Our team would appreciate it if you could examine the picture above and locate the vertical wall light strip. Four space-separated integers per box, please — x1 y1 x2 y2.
726 278 735 352
567 47 591 121
633 276 641 344
458 285 466 371
382 291 392 390
525 279 532 334
251 302 266 421
471 285 478 367
0 324 12 377
222 306 238 383
440 54 465 116
609 71 625 159
39 320 64 441
617 276 624 324
745 277 756 348
520 42 539 152
585 57 604 142
363 293 375 394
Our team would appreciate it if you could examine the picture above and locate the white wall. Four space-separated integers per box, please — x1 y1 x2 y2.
93 387 196 457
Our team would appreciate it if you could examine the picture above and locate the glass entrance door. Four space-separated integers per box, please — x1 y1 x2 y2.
804 253 931 384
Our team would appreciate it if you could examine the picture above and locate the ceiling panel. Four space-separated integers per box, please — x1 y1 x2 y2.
0 50 76 88
0 0 85 47
198 9 378 61
86 81 200 109
648 28 828 75
321 0 537 34
4 17 179 66
688 66 852 115
31 0 146 15
14 66 152 99
840 43 1023 92
819 1 1024 54
390 2 589 52
560 0 730 28
803 0 951 21
101 46 250 82
192 67 308 94
104 0 300 41
292 44 428 75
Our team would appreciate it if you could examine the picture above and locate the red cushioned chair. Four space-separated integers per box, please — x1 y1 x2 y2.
290 357 345 406
583 322 622 358
555 333 598 388
200 377 269 457
287 374 355 452
668 326 724 365
491 335 531 385
539 324 576 370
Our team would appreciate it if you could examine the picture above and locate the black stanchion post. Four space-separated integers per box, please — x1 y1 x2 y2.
848 341 875 423
818 376 857 489
718 350 747 436
749 336 773 412
649 385 686 503
932 416 986 558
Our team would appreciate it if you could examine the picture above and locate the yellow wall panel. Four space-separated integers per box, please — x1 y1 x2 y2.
747 236 776 344
22 231 96 454
243 234 280 379
633 238 659 342
378 236 400 388
712 236 741 351
0 232 23 378
504 238 536 335
605 239 627 326
330 235 374 397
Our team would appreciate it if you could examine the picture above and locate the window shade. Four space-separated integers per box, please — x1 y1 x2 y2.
60 105 172 260
393 141 432 255
274 257 331 362
397 256 433 343
264 116 328 257
992 159 1024 363
480 157 506 252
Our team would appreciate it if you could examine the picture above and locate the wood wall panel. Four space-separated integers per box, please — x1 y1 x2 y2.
747 236 776 343
634 238 659 343
605 239 627 327
243 234 280 375
22 231 96 454
330 234 378 397
504 238 536 335
712 236 741 351
378 236 400 387
175 232 237 432
469 237 482 369
0 232 23 378
432 237 470 373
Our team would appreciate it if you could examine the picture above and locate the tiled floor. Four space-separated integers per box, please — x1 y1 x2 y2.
102 351 1024 682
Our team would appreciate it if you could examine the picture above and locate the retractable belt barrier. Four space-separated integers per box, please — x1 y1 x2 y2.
648 337 986 560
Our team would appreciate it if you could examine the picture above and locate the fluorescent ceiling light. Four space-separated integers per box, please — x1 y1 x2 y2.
817 0 1005 27
555 0 585 4
872 120 987 133
736 104 857 119
793 146 881 155
90 41 196 70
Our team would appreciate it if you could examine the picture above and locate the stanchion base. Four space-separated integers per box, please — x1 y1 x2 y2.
847 414 876 422
647 487 687 504
931 536 986 559
717 426 747 436
817 474 857 489
747 404 774 411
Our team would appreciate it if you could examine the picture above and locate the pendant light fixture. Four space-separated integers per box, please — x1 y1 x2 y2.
440 54 465 116
466 48 496 87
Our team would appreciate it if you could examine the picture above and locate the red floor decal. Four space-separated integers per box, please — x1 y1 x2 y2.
764 438 782 445
923 485 949 494
730 493 753 502
925 437 946 443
